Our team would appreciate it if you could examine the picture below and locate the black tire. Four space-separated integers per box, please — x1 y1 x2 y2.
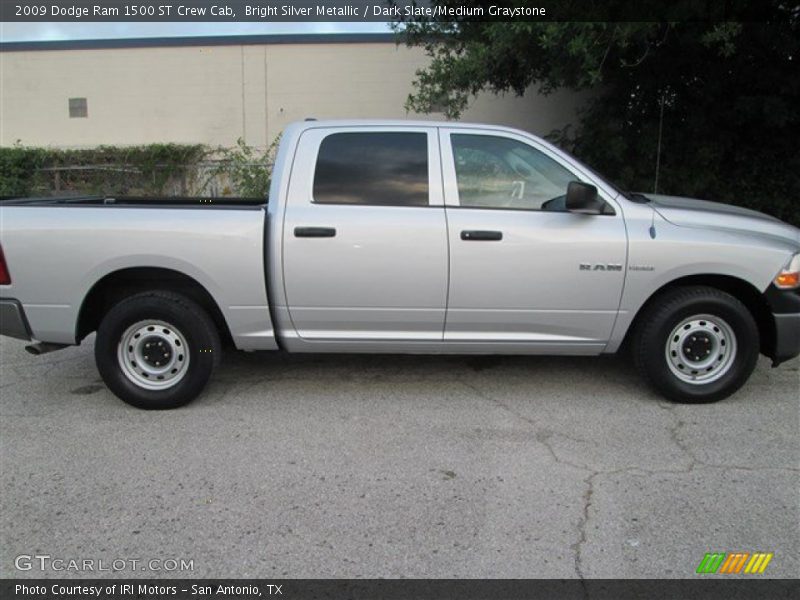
95 291 221 409
633 286 759 403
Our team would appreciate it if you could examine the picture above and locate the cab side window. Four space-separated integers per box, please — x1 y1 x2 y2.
313 132 429 206
451 134 577 211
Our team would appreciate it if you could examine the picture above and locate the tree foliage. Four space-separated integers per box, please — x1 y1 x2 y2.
398 2 800 224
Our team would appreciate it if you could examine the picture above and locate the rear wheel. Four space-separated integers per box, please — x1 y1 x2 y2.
633 286 759 403
95 291 220 409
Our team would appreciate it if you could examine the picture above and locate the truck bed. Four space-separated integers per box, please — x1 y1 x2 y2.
0 197 275 350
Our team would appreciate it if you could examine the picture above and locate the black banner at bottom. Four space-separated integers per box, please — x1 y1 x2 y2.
2 579 799 600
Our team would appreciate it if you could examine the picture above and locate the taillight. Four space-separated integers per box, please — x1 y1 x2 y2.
0 245 10 285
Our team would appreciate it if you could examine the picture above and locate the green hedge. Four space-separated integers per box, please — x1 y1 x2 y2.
0 144 207 197
0 141 281 198
0 146 48 196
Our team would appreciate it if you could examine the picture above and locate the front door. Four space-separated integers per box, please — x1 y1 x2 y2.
439 128 627 352
282 126 448 342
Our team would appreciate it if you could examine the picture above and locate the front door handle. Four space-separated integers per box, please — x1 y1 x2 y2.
461 230 503 241
295 226 336 238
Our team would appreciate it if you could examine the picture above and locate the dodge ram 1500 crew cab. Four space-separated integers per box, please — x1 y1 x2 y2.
1 120 799 409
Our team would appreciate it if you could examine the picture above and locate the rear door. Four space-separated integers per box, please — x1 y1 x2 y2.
282 126 448 342
440 127 627 352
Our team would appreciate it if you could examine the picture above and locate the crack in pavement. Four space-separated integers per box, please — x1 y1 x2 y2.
460 380 593 472
654 400 799 473
656 401 698 471
459 377 798 580
460 379 598 580
573 471 596 582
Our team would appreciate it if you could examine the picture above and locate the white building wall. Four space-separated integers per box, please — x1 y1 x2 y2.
0 40 585 148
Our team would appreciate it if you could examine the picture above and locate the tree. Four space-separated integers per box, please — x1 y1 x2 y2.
396 2 800 224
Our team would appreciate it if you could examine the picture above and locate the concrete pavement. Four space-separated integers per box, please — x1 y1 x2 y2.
1 335 797 578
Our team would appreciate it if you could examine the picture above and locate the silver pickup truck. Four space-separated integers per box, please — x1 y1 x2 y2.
1 120 799 409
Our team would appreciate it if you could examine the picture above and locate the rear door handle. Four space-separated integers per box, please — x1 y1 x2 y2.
461 230 503 241
294 226 336 238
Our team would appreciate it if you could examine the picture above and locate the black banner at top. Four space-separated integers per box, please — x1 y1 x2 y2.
0 0 786 23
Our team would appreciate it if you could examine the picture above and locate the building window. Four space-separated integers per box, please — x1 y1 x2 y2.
68 97 88 118
313 132 429 206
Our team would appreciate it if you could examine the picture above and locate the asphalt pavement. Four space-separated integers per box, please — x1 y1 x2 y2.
1 335 797 578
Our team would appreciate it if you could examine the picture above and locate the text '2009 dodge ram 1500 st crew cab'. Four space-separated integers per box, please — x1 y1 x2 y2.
1 120 799 409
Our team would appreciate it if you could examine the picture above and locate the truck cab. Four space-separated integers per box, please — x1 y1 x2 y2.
269 121 628 354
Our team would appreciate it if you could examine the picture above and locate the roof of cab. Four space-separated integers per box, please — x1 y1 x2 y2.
287 119 533 136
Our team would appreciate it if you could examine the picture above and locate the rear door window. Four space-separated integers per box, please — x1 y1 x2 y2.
313 132 429 206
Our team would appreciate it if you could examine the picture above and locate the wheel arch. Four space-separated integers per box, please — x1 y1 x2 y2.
76 267 232 345
621 274 775 357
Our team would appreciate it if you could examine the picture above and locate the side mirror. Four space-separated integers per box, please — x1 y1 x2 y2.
566 181 603 215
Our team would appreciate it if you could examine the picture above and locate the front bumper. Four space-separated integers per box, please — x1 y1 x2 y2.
763 285 800 366
0 298 32 341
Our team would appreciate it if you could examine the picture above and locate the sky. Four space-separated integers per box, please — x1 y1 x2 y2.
0 22 392 42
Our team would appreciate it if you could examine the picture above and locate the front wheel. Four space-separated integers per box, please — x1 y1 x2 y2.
95 291 221 409
633 286 759 403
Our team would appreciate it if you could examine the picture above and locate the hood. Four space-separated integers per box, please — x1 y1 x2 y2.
646 194 800 249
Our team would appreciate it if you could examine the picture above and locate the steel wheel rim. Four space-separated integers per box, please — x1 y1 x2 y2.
665 314 737 385
117 320 190 390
